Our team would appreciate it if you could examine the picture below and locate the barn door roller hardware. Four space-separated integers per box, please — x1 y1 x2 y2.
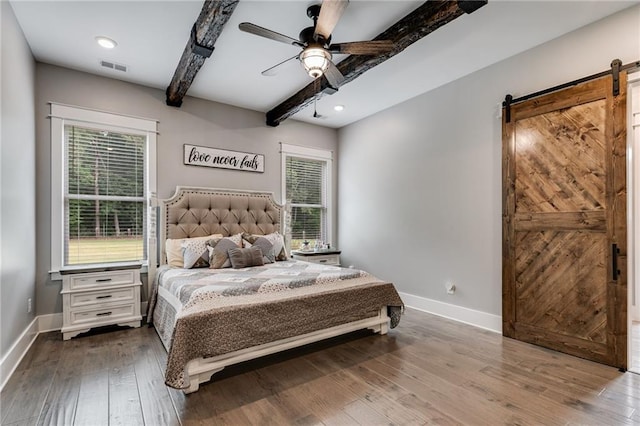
503 94 512 123
611 59 621 96
502 58 639 123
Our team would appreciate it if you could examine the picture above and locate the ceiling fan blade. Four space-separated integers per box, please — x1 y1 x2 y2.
239 22 303 47
324 60 345 88
261 54 300 76
314 0 349 42
329 40 394 55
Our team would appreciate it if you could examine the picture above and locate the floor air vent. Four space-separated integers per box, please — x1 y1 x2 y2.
100 60 127 73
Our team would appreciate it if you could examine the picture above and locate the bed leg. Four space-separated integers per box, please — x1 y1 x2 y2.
381 306 389 335
367 307 389 335
183 367 224 394
183 380 200 394
379 321 389 335
367 321 389 335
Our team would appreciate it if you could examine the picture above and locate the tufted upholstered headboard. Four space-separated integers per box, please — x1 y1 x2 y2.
159 187 283 264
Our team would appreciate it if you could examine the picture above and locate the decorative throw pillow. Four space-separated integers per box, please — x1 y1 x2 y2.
165 234 222 268
259 232 288 261
181 238 210 269
242 234 275 263
228 246 265 269
207 234 243 269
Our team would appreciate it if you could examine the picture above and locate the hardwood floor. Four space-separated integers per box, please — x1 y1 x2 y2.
2 308 640 425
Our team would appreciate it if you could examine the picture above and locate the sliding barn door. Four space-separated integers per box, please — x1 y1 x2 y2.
502 73 627 369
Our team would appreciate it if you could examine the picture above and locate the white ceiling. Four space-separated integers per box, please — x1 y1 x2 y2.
9 0 638 128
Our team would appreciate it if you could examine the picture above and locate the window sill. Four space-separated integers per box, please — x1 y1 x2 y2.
50 261 148 281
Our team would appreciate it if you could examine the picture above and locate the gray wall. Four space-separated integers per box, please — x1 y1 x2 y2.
338 5 640 317
35 64 339 315
1 1 37 356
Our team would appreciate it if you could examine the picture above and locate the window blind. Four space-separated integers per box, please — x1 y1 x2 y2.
64 125 146 266
285 156 327 248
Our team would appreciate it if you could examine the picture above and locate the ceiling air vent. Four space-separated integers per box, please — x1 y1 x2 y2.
100 60 127 73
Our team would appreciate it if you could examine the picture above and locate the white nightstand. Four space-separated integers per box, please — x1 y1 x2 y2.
291 249 341 266
60 263 142 340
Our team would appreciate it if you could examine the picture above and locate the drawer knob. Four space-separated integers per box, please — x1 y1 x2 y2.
95 278 112 283
319 259 327 263
96 295 113 300
96 311 112 317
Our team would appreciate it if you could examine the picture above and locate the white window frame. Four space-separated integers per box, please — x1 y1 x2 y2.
280 143 333 249
49 103 157 275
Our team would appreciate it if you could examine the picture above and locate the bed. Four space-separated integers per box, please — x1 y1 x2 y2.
148 187 404 393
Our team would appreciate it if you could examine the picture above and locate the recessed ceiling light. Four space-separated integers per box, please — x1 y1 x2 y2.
95 36 117 49
333 105 344 112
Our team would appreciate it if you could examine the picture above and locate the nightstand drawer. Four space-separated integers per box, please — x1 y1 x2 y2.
70 304 136 326
70 287 135 308
311 255 340 265
68 270 137 290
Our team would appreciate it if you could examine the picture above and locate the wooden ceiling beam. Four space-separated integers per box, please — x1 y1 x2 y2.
166 0 239 107
265 0 487 127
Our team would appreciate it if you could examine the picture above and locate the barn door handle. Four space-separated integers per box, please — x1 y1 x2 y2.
612 243 620 281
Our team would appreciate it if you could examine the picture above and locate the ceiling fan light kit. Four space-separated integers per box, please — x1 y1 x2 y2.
300 46 332 78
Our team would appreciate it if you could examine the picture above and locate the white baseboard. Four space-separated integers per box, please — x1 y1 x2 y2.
399 292 502 333
38 313 63 333
0 317 38 391
0 301 149 392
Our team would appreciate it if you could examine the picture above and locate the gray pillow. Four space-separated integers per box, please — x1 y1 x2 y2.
242 235 275 263
207 237 242 269
228 246 265 269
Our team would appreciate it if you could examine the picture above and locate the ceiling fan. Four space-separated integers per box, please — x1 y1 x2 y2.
238 0 395 89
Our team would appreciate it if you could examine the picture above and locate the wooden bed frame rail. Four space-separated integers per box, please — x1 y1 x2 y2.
184 307 390 393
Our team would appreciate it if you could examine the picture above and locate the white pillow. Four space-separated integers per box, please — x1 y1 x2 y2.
181 238 210 269
165 234 222 268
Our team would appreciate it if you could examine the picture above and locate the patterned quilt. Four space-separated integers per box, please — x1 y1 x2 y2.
154 260 365 308
148 260 404 389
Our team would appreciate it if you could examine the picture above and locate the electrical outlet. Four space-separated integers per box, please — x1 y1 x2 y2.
446 282 456 295
27 298 32 313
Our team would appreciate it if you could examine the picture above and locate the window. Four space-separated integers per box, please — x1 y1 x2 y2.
281 143 332 250
50 104 157 271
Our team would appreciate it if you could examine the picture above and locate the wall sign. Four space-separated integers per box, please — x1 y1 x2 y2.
184 144 264 173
